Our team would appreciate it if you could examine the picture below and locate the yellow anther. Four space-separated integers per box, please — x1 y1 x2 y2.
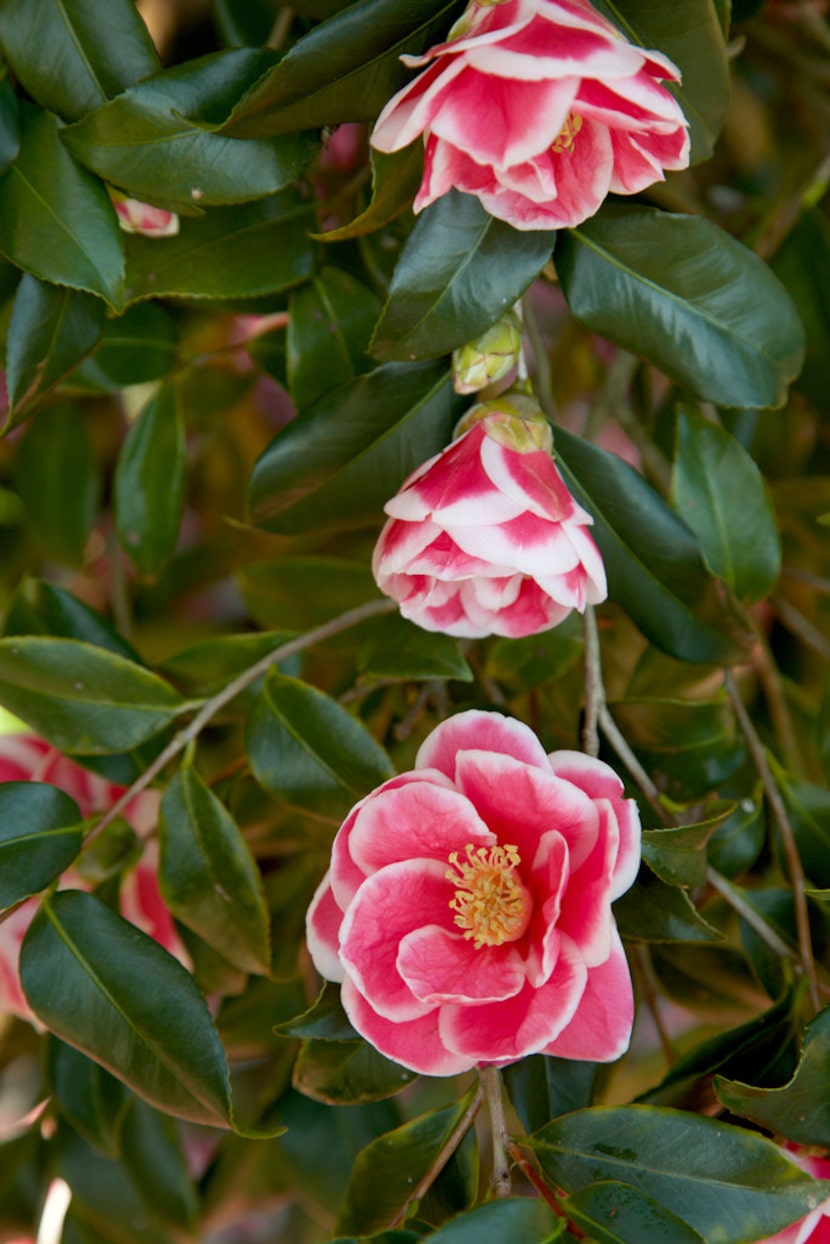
445 843 532 949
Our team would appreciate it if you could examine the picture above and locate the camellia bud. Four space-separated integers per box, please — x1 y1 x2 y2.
109 189 180 238
452 391 553 455
451 311 523 395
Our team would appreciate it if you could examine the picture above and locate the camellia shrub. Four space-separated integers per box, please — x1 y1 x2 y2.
0 0 829 1242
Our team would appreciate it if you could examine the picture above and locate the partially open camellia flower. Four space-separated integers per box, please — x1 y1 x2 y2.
370 0 690 231
306 710 640 1075
109 189 180 238
372 395 606 638
0 734 186 1024
762 1149 830 1244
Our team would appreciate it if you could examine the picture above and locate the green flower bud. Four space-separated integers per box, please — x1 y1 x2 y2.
452 392 553 455
451 311 523 395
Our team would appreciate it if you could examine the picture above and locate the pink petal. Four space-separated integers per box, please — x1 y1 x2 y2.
548 751 641 898
578 74 689 130
372 516 444 576
440 935 587 1063
0 899 38 1022
119 842 189 967
346 779 493 876
447 511 583 578
480 436 584 523
462 576 572 638
415 709 550 779
306 873 345 982
391 425 524 527
464 20 646 83
541 928 633 1061
609 126 690 194
341 977 473 1076
397 925 526 1005
555 799 617 966
393 530 518 581
370 55 468 154
339 859 454 1021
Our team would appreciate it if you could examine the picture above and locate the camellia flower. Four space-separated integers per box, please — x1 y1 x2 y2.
109 189 180 238
0 734 186 1024
762 1149 830 1243
306 709 640 1075
370 0 690 231
372 395 606 638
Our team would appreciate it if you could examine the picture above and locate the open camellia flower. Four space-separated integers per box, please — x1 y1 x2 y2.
762 1149 830 1244
0 734 186 1024
306 710 640 1075
370 0 690 230
372 396 606 638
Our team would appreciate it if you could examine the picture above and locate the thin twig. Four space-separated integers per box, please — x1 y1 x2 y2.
84 598 397 846
598 705 670 824
582 606 602 759
388 1084 484 1228
724 670 820 1011
774 596 830 661
750 629 803 775
632 944 676 1066
705 867 798 963
480 1065 512 1198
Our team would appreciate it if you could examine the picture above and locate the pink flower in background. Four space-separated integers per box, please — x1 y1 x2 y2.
372 397 606 638
762 1149 830 1243
0 735 186 1024
307 709 640 1075
109 190 180 238
371 0 690 231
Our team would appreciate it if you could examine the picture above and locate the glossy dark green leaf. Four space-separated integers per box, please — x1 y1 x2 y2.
221 0 463 137
317 145 424 242
0 782 82 907
68 303 179 393
371 192 553 362
611 698 744 801
62 50 317 213
275 982 359 1041
20 890 237 1127
160 629 295 700
715 1005 830 1147
707 786 765 878
771 207 830 407
0 0 159 122
247 670 395 819
293 1036 417 1104
563 1181 705 1244
120 1099 199 1230
214 0 278 45
3 578 141 662
0 106 125 309
0 636 189 754
123 191 315 305
50 1040 131 1155
504 1055 600 1134
556 205 805 409
641 803 734 888
15 405 99 565
485 616 583 691
248 362 459 533
672 408 781 602
426 1199 561 1243
0 68 21 174
357 614 472 682
238 557 379 630
775 769 830 888
159 764 271 975
287 267 381 409
114 382 186 577
5 274 104 418
594 0 730 161
336 1092 479 1236
528 1106 830 1243
613 862 723 942
553 426 749 664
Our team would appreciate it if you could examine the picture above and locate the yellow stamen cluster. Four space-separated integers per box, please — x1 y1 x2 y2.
445 843 531 949
552 112 584 154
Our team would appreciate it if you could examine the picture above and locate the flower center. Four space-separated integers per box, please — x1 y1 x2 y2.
445 843 532 949
552 112 583 154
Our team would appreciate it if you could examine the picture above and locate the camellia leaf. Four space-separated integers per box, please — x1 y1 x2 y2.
556 205 805 409
220 0 464 138
5 274 105 420
0 68 21 174
238 557 379 631
3 579 141 663
15 405 100 566
640 802 734 888
20 890 269 1132
370 191 554 362
672 407 781 603
0 636 191 754
246 670 395 819
275 982 359 1041
287 267 381 410
504 1056 600 1134
357 614 473 682
553 426 750 665
715 1005 830 1147
594 0 730 162
336 1091 480 1236
527 1106 830 1243
0 782 83 907
707 786 765 879
248 361 460 533
0 0 160 122
67 302 179 393
113 381 186 577
425 1199 562 1243
293 1037 418 1104
160 630 295 701
773 768 830 889
0 105 125 309
613 863 723 942
49 1042 131 1157
563 1181 706 1244
316 145 424 242
159 764 271 976
62 49 318 213
611 697 745 802
123 191 315 305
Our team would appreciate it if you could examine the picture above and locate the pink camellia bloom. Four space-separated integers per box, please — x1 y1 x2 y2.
762 1149 830 1243
306 709 640 1075
109 190 180 238
371 395 606 638
0 734 186 1024
370 0 690 231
